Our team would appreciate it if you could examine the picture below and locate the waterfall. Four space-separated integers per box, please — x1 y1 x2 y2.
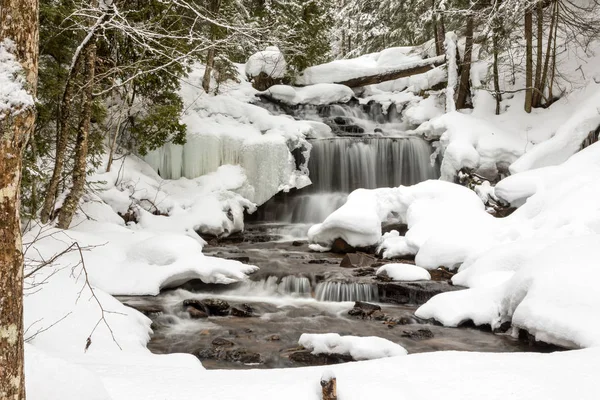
279 276 312 296
226 276 312 298
308 137 438 192
315 282 379 302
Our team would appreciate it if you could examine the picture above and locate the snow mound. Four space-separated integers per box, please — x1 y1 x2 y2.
127 234 203 266
245 47 287 78
377 263 431 281
259 83 354 105
299 333 407 360
308 179 486 268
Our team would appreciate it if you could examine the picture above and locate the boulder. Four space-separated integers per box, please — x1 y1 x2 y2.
401 328 435 340
288 350 353 366
212 337 235 347
331 238 356 254
183 298 230 316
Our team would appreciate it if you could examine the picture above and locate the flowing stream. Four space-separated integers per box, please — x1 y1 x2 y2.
120 100 560 370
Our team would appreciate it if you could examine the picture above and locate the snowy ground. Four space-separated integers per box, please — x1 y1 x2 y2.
22 30 600 400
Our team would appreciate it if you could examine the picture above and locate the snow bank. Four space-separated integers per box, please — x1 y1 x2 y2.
296 45 444 86
308 179 486 268
259 83 354 105
376 263 431 281
0 38 34 117
299 333 407 360
145 63 313 206
245 46 287 78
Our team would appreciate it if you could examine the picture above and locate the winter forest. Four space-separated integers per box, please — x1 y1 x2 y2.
2 0 600 398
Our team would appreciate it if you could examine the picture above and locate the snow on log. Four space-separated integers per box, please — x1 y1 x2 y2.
296 55 446 88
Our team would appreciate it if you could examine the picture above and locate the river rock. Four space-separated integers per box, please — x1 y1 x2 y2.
348 301 381 318
231 304 254 318
340 252 376 268
331 238 356 253
186 306 208 319
183 298 230 316
401 328 434 340
226 348 262 364
288 350 353 366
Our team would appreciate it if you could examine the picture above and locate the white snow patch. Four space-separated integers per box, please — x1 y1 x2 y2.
376 263 431 281
299 333 407 360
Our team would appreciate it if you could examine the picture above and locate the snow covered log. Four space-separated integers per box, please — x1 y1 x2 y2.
300 55 445 88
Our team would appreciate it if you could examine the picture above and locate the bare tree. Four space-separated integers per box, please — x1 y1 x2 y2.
0 0 39 398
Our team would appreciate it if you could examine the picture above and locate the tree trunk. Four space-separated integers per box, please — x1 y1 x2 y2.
202 0 221 94
548 0 559 105
39 46 86 223
57 42 96 229
492 21 502 115
539 0 557 106
0 1 39 399
456 15 474 110
524 7 533 113
532 1 544 107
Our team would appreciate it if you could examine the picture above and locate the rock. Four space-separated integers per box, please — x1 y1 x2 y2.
308 259 332 264
226 348 262 364
340 252 376 269
401 328 434 340
288 350 353 366
331 238 356 254
124 303 162 316
186 306 208 319
377 281 465 305
292 240 305 246
200 298 231 316
381 223 408 236
212 337 235 347
183 298 230 316
231 304 254 318
266 334 280 341
348 301 381 319
429 267 455 281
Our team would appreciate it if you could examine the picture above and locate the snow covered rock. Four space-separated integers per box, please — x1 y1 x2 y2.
245 46 287 79
299 333 407 360
377 264 431 281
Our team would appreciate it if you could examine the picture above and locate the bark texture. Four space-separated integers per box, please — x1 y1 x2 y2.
524 7 533 113
532 0 544 107
0 0 39 399
57 42 96 229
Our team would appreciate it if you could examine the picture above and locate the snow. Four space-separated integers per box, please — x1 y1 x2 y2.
376 263 431 281
295 45 444 86
259 83 354 105
0 38 34 118
298 333 407 360
245 47 287 79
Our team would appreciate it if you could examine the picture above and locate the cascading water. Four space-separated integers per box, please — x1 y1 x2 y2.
315 282 379 302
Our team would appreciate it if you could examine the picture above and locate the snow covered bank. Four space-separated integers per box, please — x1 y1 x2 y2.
299 333 407 360
145 64 313 206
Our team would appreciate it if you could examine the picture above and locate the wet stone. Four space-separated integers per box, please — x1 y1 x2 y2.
231 304 254 318
186 306 208 319
401 328 435 340
288 350 354 366
340 252 376 269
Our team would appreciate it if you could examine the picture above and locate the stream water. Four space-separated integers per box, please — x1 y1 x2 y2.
120 100 560 369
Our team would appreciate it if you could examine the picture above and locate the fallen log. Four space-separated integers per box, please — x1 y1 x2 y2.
333 55 446 88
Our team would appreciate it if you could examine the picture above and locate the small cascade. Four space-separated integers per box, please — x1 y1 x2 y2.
315 282 379 302
227 276 312 298
279 276 312 296
253 192 348 223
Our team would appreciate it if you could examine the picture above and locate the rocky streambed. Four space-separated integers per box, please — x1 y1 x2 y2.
119 223 561 370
